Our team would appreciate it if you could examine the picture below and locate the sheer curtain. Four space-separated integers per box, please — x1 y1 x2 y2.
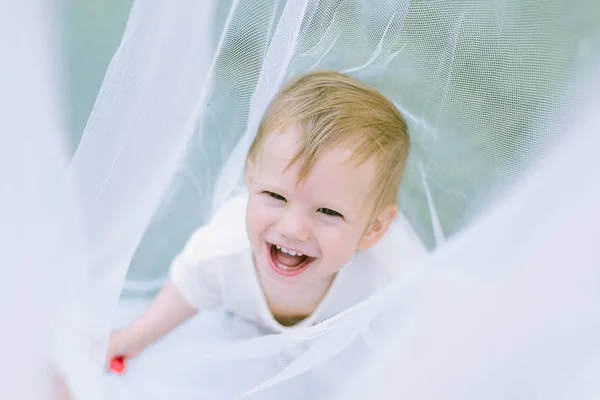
1 0 599 398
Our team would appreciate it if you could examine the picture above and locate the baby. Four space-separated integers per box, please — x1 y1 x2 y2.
107 71 410 363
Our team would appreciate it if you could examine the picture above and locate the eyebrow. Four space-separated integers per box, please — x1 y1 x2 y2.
253 178 290 194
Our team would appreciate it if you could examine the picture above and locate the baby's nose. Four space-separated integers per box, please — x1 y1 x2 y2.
277 212 310 242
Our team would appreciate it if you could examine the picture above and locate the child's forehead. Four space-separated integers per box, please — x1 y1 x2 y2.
258 128 358 175
255 130 378 198
261 127 301 159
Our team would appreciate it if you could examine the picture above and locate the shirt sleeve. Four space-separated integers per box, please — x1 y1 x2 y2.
169 225 223 310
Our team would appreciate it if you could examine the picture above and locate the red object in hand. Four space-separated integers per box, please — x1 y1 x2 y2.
109 356 126 374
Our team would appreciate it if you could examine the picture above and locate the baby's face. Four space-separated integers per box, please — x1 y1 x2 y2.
245 125 380 287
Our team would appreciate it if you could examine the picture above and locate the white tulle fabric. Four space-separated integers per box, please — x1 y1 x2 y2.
1 0 599 399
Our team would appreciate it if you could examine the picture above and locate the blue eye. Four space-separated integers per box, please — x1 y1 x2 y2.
318 208 342 218
266 191 286 202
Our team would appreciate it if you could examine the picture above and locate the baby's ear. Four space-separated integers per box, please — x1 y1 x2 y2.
358 204 398 250
245 158 255 187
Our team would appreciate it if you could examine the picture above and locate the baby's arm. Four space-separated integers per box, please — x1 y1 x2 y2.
106 208 234 369
106 281 197 366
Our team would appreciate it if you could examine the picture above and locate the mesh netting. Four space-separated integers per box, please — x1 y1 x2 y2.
2 0 599 399
109 0 592 291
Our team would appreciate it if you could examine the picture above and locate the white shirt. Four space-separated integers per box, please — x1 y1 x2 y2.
170 193 407 333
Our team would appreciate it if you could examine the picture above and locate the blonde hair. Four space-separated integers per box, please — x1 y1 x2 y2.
248 71 409 214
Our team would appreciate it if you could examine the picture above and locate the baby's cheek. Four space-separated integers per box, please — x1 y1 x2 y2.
323 232 357 263
247 200 273 233
245 200 261 234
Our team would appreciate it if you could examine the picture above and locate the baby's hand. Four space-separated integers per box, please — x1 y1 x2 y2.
105 329 145 373
51 369 71 399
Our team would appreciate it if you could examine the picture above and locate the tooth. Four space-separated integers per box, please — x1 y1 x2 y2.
281 247 289 254
279 264 289 270
276 245 281 249
289 250 297 256
297 252 303 256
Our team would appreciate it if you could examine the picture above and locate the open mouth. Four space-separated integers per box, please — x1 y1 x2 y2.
266 242 315 277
